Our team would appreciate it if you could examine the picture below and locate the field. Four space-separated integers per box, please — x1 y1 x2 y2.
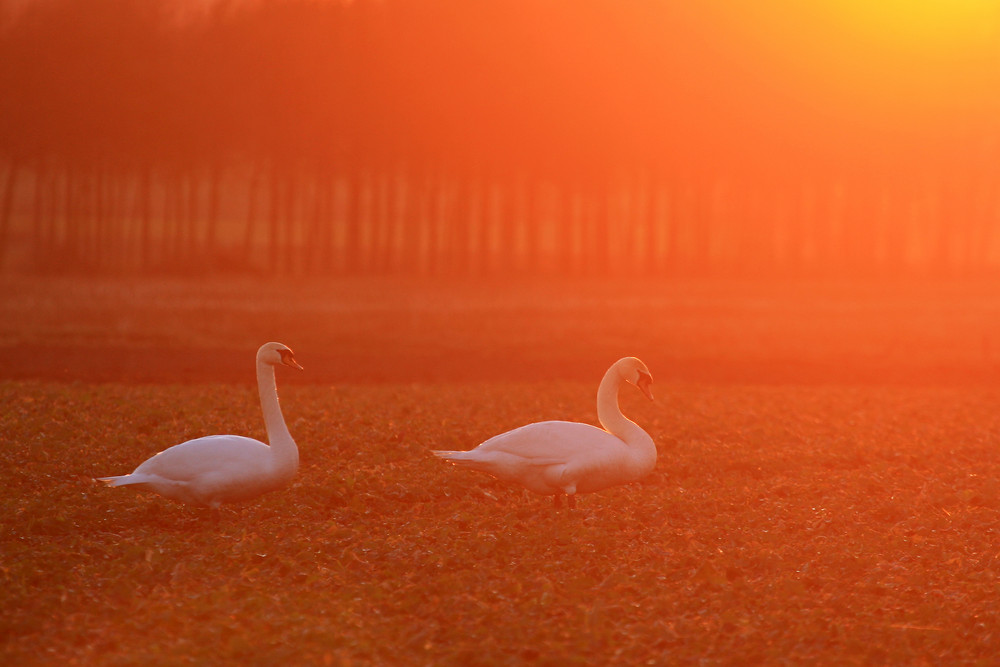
3 277 1000 665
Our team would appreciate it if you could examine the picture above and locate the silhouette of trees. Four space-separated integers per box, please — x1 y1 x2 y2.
0 0 997 277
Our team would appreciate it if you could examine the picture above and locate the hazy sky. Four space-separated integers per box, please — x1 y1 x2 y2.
699 2 1000 135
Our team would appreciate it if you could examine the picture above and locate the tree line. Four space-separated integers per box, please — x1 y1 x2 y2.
0 0 997 277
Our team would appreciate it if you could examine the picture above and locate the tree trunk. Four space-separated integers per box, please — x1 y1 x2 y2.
282 175 297 275
267 165 281 273
344 168 361 274
138 165 152 270
243 164 262 269
0 158 20 271
31 161 46 269
205 164 222 264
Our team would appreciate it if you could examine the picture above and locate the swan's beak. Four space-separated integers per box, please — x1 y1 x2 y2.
279 349 304 370
637 373 653 401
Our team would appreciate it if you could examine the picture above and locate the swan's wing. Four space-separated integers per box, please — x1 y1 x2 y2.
437 421 631 496
474 421 626 463
130 435 271 482
99 436 280 507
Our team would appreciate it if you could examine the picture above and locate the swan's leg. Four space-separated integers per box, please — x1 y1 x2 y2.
553 493 563 509
567 494 576 510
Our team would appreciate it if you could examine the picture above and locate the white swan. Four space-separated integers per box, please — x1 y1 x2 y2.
433 357 655 508
97 342 303 508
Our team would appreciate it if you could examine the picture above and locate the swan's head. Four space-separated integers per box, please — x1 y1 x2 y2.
258 342 304 370
618 356 653 401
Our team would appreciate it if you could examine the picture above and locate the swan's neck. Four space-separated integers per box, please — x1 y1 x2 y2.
257 359 298 474
596 365 656 463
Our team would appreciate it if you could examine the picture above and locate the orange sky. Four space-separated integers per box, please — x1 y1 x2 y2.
702 1 1000 140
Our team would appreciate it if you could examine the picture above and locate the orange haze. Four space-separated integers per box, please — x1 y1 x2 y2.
0 0 999 277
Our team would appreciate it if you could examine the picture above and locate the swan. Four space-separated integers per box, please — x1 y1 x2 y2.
97 342 303 508
433 357 655 508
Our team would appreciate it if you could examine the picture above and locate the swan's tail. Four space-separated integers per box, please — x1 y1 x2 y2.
432 450 489 469
431 450 466 463
433 450 508 476
95 475 132 487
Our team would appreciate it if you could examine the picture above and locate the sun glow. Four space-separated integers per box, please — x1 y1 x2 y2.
831 0 998 53
712 0 1000 139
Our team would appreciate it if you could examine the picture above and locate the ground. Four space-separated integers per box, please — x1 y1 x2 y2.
2 276 1000 665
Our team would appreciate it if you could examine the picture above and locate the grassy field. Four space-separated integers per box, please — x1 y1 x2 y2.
0 276 998 385
3 277 1000 664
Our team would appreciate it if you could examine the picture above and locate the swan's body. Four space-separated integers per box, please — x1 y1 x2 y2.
97 342 303 508
433 357 655 507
